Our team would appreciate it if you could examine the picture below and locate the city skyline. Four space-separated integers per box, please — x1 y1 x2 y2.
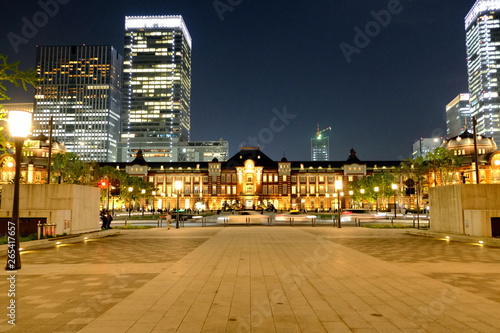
0 0 475 162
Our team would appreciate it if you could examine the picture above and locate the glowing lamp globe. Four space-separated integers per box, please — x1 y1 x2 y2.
8 110 32 138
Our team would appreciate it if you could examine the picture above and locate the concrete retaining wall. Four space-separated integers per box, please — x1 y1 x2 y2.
0 184 100 234
429 184 500 237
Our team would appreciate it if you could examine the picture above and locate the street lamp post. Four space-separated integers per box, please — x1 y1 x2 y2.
141 189 146 217
128 187 133 218
106 180 110 210
360 189 365 209
175 180 183 229
6 110 32 271
335 179 343 228
152 191 156 214
391 183 398 219
374 186 380 212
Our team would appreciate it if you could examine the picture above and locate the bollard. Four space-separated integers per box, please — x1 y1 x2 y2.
391 217 394 226
37 221 42 240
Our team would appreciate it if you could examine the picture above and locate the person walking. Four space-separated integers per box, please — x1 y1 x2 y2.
105 210 113 229
100 209 108 230
166 211 173 229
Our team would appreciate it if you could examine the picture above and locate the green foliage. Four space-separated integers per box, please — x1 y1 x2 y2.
0 54 38 153
349 171 396 203
0 54 38 102
0 233 38 245
51 152 90 184
425 147 462 186
120 175 157 210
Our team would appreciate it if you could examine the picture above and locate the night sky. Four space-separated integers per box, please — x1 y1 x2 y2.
0 0 475 162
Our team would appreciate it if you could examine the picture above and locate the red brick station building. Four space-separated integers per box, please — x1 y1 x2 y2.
3 130 500 212
108 147 401 212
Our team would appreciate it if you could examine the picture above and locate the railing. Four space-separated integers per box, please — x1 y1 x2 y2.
38 222 57 239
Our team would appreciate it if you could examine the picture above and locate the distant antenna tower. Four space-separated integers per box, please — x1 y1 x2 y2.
311 123 331 161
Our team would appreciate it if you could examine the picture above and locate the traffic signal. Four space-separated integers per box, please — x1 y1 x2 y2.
98 180 109 188
110 186 121 196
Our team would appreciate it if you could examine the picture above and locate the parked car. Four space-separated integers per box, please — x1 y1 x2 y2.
217 211 270 224
340 209 381 222
275 211 317 222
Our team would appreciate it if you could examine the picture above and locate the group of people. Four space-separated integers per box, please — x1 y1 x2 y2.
100 209 113 229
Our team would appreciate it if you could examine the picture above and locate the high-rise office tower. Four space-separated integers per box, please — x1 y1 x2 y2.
446 93 472 137
311 125 331 161
122 15 192 162
311 137 329 161
466 0 500 146
34 45 123 162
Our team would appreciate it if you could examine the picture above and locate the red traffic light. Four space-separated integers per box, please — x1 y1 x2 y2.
99 180 109 188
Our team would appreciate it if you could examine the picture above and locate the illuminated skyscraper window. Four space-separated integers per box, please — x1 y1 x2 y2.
466 0 500 146
33 45 123 162
446 93 472 138
122 15 192 162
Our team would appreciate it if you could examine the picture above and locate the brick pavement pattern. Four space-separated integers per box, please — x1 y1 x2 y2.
1 227 500 332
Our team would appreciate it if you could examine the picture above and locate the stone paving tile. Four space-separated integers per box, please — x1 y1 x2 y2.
1 227 500 332
0 229 218 332
426 273 500 303
302 228 500 307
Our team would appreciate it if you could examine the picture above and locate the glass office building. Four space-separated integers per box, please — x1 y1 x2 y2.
466 0 500 146
412 138 444 158
33 45 123 162
122 15 192 162
446 93 472 138
311 137 329 161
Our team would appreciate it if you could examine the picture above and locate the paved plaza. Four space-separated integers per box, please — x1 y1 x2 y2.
1 226 500 332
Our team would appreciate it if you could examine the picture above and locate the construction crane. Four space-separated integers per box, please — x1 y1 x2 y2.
315 123 331 139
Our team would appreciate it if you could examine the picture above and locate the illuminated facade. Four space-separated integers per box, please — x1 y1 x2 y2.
104 147 404 212
122 16 192 162
0 135 66 185
438 130 500 185
33 45 123 162
466 0 500 146
446 93 472 137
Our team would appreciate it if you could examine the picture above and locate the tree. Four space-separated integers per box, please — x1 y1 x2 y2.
51 152 92 184
120 176 156 212
425 147 462 186
0 54 38 153
399 156 428 212
349 171 396 210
